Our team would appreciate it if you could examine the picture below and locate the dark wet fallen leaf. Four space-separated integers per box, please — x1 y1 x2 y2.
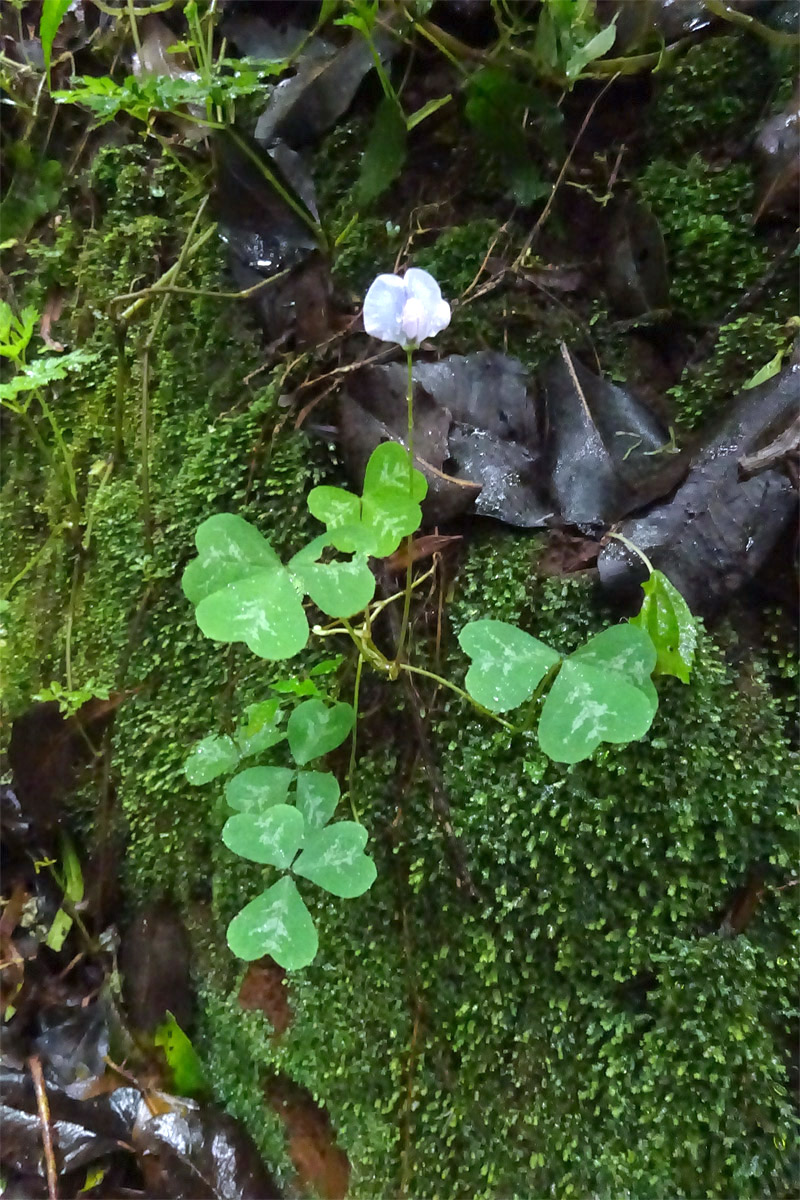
120 903 193 1035
2 1003 282 1199
446 426 551 526
597 360 799 612
0 1062 136 1179
34 1005 110 1101
753 87 800 222
340 352 551 527
133 1093 282 1199
220 10 312 62
541 343 672 530
214 132 331 345
416 352 538 443
340 362 480 525
214 132 319 276
604 197 669 318
255 32 396 149
266 1076 349 1200
238 958 292 1038
39 290 65 351
132 15 195 81
605 0 712 49
717 867 765 937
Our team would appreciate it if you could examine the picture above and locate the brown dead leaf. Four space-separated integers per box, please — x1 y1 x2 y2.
39 291 64 351
238 958 292 1038
385 533 463 574
266 1076 350 1200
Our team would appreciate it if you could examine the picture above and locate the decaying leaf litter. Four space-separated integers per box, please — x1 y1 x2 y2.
1 1 798 1197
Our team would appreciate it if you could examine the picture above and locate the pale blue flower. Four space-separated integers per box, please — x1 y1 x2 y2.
363 268 451 349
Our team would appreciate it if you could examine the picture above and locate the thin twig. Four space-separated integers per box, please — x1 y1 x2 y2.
513 73 620 270
28 1055 58 1200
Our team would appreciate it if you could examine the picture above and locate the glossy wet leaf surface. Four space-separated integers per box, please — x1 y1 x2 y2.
227 876 318 968
459 619 561 713
222 805 305 868
225 766 296 812
631 569 697 683
184 734 239 785
294 822 377 898
287 700 355 766
538 624 658 763
295 770 340 829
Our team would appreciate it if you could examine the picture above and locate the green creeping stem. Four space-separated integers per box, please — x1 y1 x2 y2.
395 345 416 663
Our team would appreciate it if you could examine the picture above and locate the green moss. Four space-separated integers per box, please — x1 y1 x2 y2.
202 532 797 1198
638 157 767 327
668 306 796 427
647 36 775 158
4 82 797 1200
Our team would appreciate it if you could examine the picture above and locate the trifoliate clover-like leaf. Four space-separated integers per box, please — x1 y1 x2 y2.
537 624 658 763
290 554 376 618
307 486 361 530
196 570 309 660
184 735 239 785
222 805 305 868
183 514 308 661
227 877 318 968
182 514 280 603
287 699 355 766
295 771 340 829
225 766 295 812
459 619 561 712
361 489 422 557
364 441 427 502
630 570 696 684
294 822 377 897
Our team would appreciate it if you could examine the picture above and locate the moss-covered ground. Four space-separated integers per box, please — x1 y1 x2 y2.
1 24 797 1200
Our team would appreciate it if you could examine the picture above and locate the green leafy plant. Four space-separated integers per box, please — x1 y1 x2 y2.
185 692 375 969
182 268 695 968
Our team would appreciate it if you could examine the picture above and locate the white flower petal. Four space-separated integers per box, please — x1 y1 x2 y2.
427 297 451 339
363 274 406 344
400 296 426 345
403 268 443 314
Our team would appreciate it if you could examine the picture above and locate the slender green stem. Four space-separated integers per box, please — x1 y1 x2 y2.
226 129 325 246
395 348 416 662
113 323 128 462
607 532 654 575
140 347 152 549
37 394 78 506
347 652 365 822
405 347 415 487
399 663 516 730
64 557 81 692
113 270 288 306
83 459 114 551
704 0 800 46
117 223 216 321
127 0 143 60
2 526 62 601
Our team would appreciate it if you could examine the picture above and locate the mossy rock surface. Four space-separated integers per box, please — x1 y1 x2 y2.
2 30 798 1199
